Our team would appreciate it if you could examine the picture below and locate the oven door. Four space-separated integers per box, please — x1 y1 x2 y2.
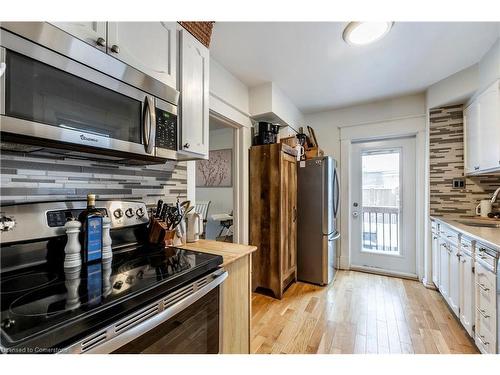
0 29 159 160
61 270 227 354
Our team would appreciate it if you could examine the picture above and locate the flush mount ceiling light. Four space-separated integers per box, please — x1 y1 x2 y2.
342 22 394 46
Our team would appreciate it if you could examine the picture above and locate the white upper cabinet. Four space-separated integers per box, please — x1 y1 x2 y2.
50 22 107 52
478 81 500 171
178 27 209 157
464 80 500 175
464 101 480 174
107 22 177 88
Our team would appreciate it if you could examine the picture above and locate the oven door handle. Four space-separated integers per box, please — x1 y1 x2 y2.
60 269 228 354
142 96 156 154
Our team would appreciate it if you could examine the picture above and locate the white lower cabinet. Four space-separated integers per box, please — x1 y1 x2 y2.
448 244 460 316
438 238 450 301
474 258 497 354
459 251 474 336
431 229 440 287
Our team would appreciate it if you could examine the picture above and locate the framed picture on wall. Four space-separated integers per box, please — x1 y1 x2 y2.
196 148 233 187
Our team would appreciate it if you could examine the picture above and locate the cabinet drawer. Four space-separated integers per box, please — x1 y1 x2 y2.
460 236 473 256
440 226 459 245
475 310 497 354
475 261 496 304
476 243 498 272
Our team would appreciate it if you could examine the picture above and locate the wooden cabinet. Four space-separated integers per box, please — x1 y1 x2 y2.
107 22 177 88
459 250 474 336
250 143 297 299
178 27 209 158
50 22 107 52
464 80 500 175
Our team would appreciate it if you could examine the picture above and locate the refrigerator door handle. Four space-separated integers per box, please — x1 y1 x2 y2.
328 231 341 241
333 168 340 218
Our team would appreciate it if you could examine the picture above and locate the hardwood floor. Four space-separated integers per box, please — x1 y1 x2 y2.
251 270 479 354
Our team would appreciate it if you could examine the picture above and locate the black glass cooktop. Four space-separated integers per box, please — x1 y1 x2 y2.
0 246 222 353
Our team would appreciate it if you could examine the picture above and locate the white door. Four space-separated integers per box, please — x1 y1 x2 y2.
448 244 460 316
477 81 500 171
431 230 440 287
350 137 416 276
178 27 209 157
50 22 107 52
107 22 177 88
460 251 474 336
439 240 450 300
464 101 480 174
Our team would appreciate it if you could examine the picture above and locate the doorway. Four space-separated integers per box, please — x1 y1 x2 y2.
195 115 236 242
350 136 417 277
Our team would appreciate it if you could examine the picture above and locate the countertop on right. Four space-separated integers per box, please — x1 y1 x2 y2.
431 216 500 251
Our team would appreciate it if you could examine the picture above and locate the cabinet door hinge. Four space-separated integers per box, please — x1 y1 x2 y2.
472 266 475 273
472 324 475 333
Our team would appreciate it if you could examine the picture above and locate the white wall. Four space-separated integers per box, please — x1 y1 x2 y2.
187 56 252 214
249 82 304 131
304 93 426 162
426 64 479 109
478 38 500 94
196 127 234 240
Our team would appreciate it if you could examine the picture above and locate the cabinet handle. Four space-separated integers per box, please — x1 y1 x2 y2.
477 308 490 319
183 143 190 149
474 166 480 171
110 44 120 53
477 335 490 346
476 282 490 292
96 37 106 47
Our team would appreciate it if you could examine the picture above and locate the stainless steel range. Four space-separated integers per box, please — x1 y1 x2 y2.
0 200 227 354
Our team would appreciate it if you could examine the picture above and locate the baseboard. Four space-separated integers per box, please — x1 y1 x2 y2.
350 265 419 280
422 277 437 290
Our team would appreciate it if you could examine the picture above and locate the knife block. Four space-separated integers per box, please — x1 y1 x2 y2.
148 217 183 246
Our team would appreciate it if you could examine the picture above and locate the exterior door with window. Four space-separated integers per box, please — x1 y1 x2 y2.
350 137 416 276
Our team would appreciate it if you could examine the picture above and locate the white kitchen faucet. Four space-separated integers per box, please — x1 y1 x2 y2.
492 187 500 203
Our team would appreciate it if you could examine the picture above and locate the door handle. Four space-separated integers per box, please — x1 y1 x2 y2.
142 96 156 154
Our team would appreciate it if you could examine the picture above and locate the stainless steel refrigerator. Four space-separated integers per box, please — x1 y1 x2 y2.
297 156 340 285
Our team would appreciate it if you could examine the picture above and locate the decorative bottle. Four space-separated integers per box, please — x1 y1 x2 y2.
78 194 103 264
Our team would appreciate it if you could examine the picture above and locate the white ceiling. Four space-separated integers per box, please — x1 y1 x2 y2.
210 22 500 113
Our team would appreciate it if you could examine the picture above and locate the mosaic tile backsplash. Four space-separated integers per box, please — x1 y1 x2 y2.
0 151 187 206
429 105 500 217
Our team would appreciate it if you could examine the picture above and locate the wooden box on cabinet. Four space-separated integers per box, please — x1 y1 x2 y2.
249 143 297 299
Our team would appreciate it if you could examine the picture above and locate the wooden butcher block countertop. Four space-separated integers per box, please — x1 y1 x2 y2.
180 239 257 267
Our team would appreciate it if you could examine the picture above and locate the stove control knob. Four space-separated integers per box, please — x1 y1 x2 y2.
136 207 145 218
113 209 123 219
125 208 135 218
0 216 16 232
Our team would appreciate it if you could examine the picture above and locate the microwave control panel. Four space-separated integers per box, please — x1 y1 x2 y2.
156 109 177 151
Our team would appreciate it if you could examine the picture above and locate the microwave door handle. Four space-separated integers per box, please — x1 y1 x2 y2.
142 96 156 154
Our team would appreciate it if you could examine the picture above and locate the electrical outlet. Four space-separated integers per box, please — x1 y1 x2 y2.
452 178 465 189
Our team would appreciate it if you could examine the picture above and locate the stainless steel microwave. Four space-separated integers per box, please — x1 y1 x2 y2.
0 23 180 163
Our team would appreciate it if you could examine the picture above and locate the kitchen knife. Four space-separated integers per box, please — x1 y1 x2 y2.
155 200 163 218
159 203 168 222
